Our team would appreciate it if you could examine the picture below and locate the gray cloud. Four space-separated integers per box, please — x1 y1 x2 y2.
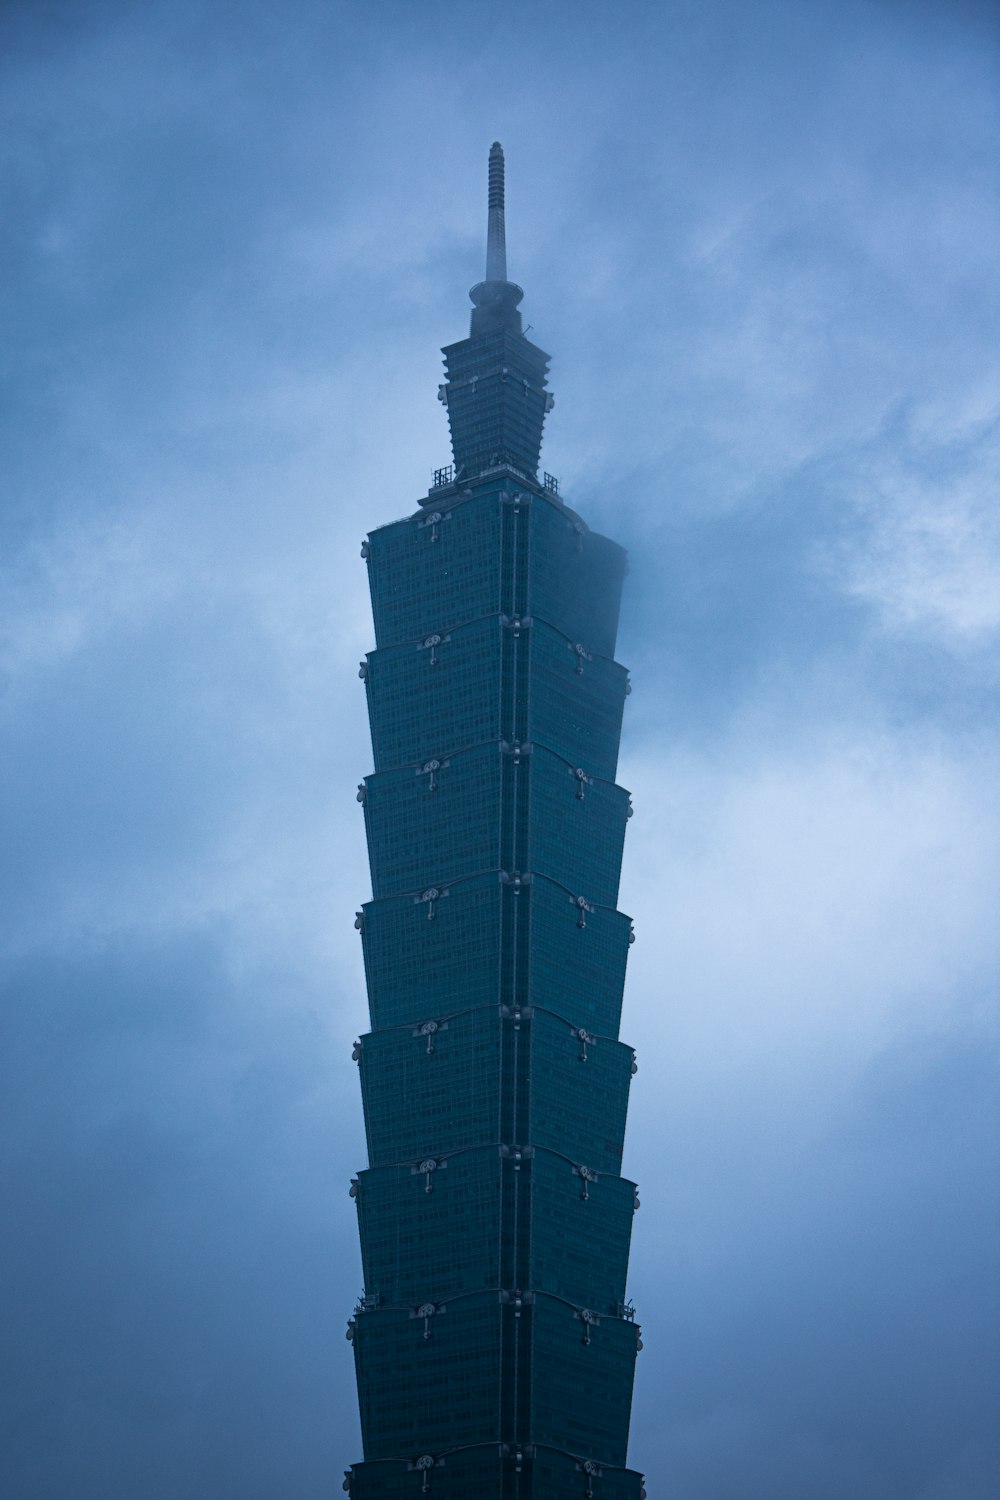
2 1 998 1495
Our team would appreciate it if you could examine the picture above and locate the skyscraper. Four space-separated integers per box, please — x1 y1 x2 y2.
346 144 644 1500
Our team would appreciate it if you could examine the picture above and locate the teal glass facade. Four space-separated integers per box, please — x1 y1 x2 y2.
346 146 643 1500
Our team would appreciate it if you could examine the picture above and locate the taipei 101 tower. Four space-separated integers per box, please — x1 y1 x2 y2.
346 145 645 1500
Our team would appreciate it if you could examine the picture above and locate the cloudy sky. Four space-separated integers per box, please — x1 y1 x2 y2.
2 1 998 1496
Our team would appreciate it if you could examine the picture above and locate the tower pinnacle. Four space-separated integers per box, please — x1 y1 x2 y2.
486 141 507 282
469 142 524 338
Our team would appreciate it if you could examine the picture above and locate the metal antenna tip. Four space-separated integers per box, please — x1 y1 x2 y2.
486 142 507 281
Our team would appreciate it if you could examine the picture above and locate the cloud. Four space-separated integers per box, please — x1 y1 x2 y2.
620 723 1000 1493
842 405 1000 646
1 1 998 1496
0 934 364 1500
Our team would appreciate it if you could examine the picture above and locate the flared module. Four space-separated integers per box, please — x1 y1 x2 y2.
346 144 645 1500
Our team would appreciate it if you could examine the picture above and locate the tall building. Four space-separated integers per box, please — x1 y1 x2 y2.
346 144 644 1500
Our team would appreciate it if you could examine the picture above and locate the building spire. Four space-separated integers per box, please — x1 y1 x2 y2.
486 142 507 282
469 142 524 338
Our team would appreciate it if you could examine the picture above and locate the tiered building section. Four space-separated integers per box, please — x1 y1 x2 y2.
346 145 644 1500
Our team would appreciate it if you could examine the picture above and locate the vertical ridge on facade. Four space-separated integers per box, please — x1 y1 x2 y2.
346 145 645 1500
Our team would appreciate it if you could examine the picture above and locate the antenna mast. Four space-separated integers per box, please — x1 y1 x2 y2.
486 142 507 282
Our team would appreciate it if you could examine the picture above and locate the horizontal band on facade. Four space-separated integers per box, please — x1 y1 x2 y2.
349 1285 639 1324
350 1138 638 1192
359 604 630 675
343 1441 646 1485
357 866 634 922
356 732 632 796
353 998 635 1051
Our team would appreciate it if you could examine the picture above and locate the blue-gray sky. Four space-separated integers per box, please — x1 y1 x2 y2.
2 2 998 1496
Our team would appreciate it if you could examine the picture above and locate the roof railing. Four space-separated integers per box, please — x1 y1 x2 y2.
430 460 561 495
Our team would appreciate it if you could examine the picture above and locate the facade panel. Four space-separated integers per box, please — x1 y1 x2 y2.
528 1295 638 1465
362 743 505 898
367 492 505 650
355 1150 505 1307
525 1150 636 1311
352 1295 505 1456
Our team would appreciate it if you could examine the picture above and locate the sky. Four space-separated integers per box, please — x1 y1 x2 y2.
1 1 998 1496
